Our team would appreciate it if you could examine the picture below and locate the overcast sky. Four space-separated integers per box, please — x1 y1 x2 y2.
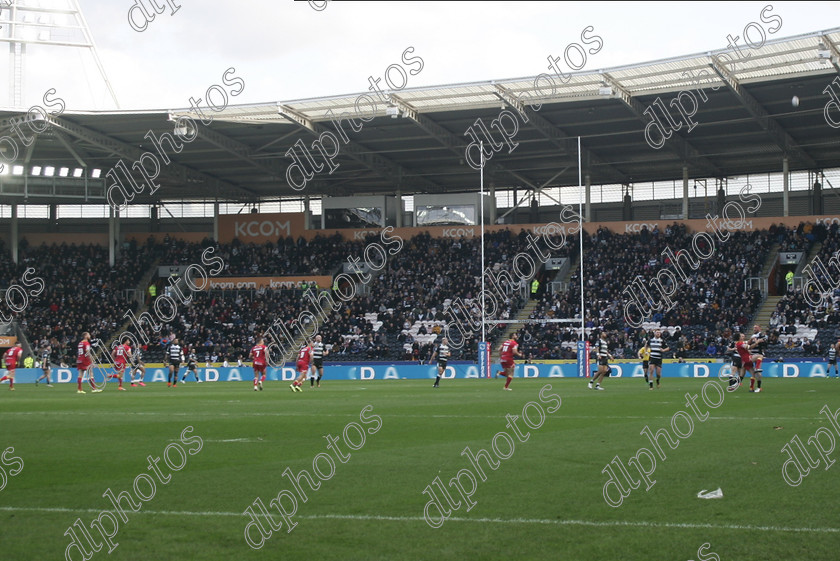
0 1 838 112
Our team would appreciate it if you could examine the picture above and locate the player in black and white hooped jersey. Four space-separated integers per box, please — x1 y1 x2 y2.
828 339 839 378
588 331 612 391
309 334 327 388
35 345 53 387
167 337 184 387
431 337 451 388
723 330 744 390
130 347 146 387
647 329 670 389
749 324 768 392
181 348 202 383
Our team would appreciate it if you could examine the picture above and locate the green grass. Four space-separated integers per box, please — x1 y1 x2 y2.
1 377 839 561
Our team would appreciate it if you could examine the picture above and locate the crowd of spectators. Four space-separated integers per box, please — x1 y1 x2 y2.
769 221 819 252
518 222 768 359
0 220 836 365
793 221 840 324
0 239 155 365
149 233 351 277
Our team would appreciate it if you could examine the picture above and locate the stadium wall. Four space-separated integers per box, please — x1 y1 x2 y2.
3 210 840 247
6 360 833 384
124 232 214 243
0 229 210 247
221 212 840 242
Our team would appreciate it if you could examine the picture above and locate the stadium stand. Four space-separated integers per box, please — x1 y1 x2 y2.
1 220 834 366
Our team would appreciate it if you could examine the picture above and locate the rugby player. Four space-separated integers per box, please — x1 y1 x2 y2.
589 331 612 391
251 337 268 391
291 342 313 392
497 333 523 391
647 329 670 389
310 334 327 388
0 341 23 391
431 337 450 388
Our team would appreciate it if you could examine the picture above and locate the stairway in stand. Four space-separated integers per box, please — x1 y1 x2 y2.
753 295 782 330
495 299 541 345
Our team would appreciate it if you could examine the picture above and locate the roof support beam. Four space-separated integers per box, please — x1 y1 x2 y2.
176 117 283 180
497 167 569 221
494 84 570 152
494 83 629 183
37 115 260 201
388 95 461 154
277 105 315 132
254 129 300 154
388 94 545 192
708 56 817 168
52 129 88 168
278 103 447 194
602 72 722 176
22 135 36 167
820 35 840 74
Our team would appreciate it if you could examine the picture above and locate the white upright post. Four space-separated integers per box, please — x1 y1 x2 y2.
578 137 585 340
108 206 115 267
10 204 18 265
213 202 219 241
480 141 486 345
783 157 790 217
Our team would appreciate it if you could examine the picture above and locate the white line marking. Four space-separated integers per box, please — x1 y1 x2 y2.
0 411 824 421
168 438 262 443
0 507 836 533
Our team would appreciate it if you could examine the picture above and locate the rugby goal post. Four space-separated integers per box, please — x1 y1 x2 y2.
479 318 588 378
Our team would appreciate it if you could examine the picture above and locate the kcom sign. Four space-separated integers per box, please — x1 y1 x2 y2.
234 220 290 238
218 213 305 243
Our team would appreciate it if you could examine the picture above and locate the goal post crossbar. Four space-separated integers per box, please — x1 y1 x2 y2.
482 319 581 324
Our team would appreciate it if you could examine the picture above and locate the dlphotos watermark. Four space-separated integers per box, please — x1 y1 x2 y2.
243 406 382 549
601 378 734 507
0 446 24 493
780 403 840 486
421 385 561 527
63 426 203 559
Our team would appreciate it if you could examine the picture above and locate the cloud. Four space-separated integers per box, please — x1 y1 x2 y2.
5 1 839 110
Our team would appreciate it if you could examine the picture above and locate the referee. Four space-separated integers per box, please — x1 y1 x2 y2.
637 339 650 389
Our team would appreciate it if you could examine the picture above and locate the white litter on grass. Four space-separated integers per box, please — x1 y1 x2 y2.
697 488 723 499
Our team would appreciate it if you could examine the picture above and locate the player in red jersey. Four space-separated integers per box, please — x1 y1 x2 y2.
0 341 23 391
735 333 762 392
76 332 98 394
496 332 523 391
290 342 312 393
251 337 268 391
111 338 131 391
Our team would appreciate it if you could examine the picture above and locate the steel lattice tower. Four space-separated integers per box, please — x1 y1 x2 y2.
0 0 118 108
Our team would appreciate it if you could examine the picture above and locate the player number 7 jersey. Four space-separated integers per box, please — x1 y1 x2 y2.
251 344 267 366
